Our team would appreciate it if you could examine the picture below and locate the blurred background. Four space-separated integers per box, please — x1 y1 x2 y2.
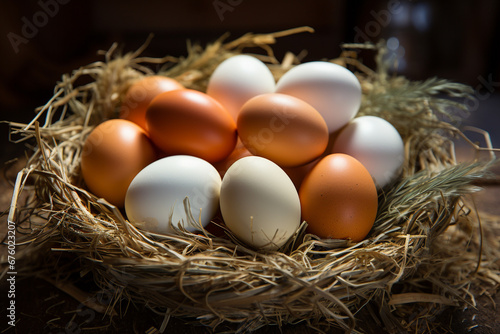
1 0 499 164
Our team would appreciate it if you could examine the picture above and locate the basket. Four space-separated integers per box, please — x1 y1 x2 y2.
4 27 500 333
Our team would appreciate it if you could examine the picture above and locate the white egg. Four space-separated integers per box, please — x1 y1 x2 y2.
275 61 362 133
220 156 301 251
332 116 405 188
125 155 221 234
207 55 276 121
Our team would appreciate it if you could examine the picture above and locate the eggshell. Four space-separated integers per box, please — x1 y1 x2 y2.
119 75 184 130
237 93 329 167
212 139 253 178
146 89 237 163
282 158 319 190
299 153 378 242
207 55 276 121
80 119 157 207
220 156 301 251
332 116 405 188
275 61 362 133
125 155 221 234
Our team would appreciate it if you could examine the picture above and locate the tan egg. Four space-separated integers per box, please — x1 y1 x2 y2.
299 153 378 242
80 119 157 207
120 75 184 130
237 93 329 167
212 139 253 178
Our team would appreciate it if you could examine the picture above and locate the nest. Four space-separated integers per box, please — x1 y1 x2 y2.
3 27 500 333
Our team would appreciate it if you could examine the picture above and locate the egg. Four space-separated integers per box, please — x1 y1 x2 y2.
282 158 319 190
275 61 362 133
125 155 221 234
80 119 157 207
146 89 237 163
237 93 329 167
220 156 301 251
331 116 405 188
299 153 378 242
207 55 276 121
119 75 184 130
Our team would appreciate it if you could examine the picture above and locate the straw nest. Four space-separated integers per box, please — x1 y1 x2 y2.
3 27 500 333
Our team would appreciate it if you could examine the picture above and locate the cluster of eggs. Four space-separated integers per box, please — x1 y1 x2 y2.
80 55 405 251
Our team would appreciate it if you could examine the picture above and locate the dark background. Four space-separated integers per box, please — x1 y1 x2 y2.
0 1 499 333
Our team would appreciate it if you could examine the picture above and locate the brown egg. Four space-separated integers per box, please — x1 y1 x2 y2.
81 119 157 207
120 76 184 130
282 158 319 190
237 93 328 167
146 89 237 163
212 139 253 178
299 153 378 242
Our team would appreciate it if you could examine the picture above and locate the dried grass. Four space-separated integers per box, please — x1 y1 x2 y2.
2 27 500 333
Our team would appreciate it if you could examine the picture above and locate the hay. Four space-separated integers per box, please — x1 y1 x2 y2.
3 27 500 333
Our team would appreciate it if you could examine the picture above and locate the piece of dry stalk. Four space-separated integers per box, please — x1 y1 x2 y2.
2 27 500 334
